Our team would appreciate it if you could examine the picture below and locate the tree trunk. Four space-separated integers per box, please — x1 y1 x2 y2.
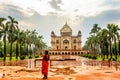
114 37 118 71
118 40 120 55
10 41 13 61
109 40 112 58
114 37 117 60
3 37 6 66
16 41 19 60
106 47 108 59
20 43 22 56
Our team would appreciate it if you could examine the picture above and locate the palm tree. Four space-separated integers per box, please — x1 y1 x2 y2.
89 24 101 54
19 30 26 56
97 30 104 58
0 17 9 66
86 36 95 54
111 24 120 60
118 40 120 55
109 24 120 71
26 30 38 57
90 24 101 36
107 24 114 58
35 36 43 48
14 29 21 60
97 29 108 58
24 29 31 57
7 16 18 61
0 41 3 58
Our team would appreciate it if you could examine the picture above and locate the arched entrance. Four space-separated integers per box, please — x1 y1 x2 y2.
63 39 69 50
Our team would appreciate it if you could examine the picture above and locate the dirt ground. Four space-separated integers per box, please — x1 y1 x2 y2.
0 66 120 80
0 56 120 80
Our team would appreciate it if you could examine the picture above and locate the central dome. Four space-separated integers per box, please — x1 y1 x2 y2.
60 22 72 33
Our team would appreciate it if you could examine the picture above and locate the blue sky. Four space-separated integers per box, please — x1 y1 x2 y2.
0 0 120 47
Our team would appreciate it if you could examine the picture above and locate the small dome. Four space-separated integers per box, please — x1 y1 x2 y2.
51 31 54 34
78 30 81 36
51 31 55 36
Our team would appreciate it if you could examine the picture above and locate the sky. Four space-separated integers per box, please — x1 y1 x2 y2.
0 0 120 47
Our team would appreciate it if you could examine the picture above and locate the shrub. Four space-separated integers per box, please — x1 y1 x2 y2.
20 55 26 60
92 56 97 59
112 58 117 61
20 47 28 56
88 55 92 58
35 55 39 58
29 56 32 59
0 51 3 57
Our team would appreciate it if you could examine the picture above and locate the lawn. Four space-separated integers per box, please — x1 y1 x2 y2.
0 55 41 62
97 55 120 61
0 56 29 61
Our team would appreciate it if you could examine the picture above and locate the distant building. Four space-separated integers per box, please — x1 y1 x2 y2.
49 22 87 55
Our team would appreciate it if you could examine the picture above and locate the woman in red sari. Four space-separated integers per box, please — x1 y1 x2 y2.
42 50 49 79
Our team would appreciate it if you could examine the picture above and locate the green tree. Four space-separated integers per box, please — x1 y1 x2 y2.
14 29 21 60
118 40 120 55
97 29 109 58
111 24 120 59
19 30 26 56
0 41 3 57
0 17 9 65
107 24 114 58
27 30 38 57
7 16 18 61
89 24 101 54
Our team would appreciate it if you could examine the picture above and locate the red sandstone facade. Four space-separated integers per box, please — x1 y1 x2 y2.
49 22 87 55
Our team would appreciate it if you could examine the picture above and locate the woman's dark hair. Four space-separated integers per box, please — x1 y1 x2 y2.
45 50 48 54
44 50 49 61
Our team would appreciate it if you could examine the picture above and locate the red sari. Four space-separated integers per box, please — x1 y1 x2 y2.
42 54 49 76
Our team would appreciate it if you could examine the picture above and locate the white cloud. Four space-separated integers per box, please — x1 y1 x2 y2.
0 0 55 16
19 20 35 30
0 0 120 26
59 0 108 16
0 6 4 11
56 0 109 26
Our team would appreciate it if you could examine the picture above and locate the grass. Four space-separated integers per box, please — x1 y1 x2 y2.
97 57 102 61
0 56 40 62
79 53 120 61
96 55 120 61
0 56 20 61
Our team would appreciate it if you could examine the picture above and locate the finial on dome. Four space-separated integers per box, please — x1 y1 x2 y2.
65 21 67 25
